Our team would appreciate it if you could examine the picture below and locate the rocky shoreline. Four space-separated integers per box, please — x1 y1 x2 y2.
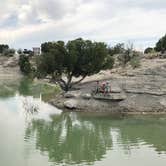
49 58 166 114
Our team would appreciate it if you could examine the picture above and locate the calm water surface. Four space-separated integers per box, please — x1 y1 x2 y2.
0 79 166 166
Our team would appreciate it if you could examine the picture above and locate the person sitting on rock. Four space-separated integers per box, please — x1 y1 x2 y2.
105 82 110 95
101 82 106 94
95 81 100 94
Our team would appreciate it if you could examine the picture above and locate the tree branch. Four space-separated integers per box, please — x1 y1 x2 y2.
57 78 67 90
71 75 86 86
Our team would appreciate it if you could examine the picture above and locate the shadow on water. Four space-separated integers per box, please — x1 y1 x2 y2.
24 112 166 165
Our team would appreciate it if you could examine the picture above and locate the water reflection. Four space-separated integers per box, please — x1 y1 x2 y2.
25 113 113 165
22 97 39 114
1 79 166 165
0 78 59 101
0 78 37 98
25 113 166 165
115 117 166 153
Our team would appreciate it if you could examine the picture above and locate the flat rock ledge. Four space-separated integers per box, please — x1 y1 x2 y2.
50 85 166 114
50 93 166 114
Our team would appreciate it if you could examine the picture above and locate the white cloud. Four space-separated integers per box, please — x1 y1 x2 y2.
0 0 165 50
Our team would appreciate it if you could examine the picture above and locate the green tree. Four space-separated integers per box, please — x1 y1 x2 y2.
17 49 23 55
2 48 15 56
23 49 34 56
144 47 154 54
108 43 125 56
117 42 134 67
19 54 32 75
38 38 113 91
155 34 166 53
0 44 9 53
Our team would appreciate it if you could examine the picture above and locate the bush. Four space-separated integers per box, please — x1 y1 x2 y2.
144 47 154 54
19 54 32 75
2 48 15 56
23 49 34 56
102 56 114 70
118 50 131 67
108 43 125 56
0 44 9 53
130 56 140 69
155 34 166 53
17 49 23 55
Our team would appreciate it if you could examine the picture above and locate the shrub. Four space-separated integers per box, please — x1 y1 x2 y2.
2 48 15 56
118 49 131 67
17 49 23 55
102 56 114 70
144 47 154 54
130 56 140 69
0 44 9 53
18 54 32 75
155 34 166 53
108 43 125 56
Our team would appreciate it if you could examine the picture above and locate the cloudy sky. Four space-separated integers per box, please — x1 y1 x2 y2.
0 0 166 50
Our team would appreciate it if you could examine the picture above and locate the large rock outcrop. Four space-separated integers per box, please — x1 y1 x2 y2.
51 58 166 114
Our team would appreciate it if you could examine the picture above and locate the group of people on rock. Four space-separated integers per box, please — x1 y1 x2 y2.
95 81 111 95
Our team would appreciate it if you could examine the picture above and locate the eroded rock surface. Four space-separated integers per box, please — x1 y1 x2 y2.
51 58 166 113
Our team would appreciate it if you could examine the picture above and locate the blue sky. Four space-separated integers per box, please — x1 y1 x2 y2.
0 0 166 50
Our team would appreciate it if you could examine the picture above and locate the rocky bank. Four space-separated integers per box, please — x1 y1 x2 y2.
50 58 166 114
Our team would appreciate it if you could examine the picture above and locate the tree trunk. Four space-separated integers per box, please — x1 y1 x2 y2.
65 74 73 91
57 75 86 92
71 75 86 87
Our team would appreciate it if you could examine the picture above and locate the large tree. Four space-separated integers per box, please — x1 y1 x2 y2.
19 54 32 75
155 34 166 53
144 47 153 54
0 44 9 53
37 38 114 91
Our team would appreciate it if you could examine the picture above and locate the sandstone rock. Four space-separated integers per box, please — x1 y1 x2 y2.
111 86 122 93
64 99 78 109
64 91 79 98
81 93 91 99
50 58 166 113
94 93 126 101
124 88 166 96
160 99 166 107
119 94 166 112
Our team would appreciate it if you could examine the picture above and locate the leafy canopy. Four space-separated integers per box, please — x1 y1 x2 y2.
19 54 32 75
155 34 166 53
0 44 9 53
144 47 154 54
38 38 113 91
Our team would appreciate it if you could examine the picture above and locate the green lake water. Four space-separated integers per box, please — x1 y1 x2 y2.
0 79 166 166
